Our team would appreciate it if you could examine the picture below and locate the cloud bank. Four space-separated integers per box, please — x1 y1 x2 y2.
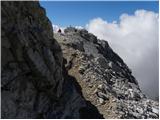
86 10 159 99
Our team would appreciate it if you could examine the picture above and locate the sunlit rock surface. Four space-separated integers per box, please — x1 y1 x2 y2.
55 27 159 119
1 1 159 119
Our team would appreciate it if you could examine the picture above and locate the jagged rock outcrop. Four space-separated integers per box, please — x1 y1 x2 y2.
1 1 159 119
2 1 98 119
55 27 159 119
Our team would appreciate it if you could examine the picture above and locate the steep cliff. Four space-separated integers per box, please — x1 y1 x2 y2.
1 1 92 118
1 1 159 119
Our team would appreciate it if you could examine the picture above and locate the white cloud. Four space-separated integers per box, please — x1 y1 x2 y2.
86 10 159 99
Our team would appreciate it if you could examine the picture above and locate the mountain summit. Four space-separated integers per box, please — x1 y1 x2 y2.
1 1 159 119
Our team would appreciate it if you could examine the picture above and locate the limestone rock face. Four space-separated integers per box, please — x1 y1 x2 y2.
55 27 159 119
1 1 90 119
1 1 159 119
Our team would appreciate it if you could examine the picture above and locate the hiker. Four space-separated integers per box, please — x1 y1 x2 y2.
58 28 61 33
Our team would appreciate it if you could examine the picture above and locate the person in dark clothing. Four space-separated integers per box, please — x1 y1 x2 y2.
58 28 61 33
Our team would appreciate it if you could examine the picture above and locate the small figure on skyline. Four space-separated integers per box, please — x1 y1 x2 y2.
58 28 62 33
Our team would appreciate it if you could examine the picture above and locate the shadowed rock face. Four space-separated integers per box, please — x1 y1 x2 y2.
1 1 159 119
1 1 63 118
1 1 101 119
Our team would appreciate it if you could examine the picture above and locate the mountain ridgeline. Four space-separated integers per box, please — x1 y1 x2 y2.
1 1 159 119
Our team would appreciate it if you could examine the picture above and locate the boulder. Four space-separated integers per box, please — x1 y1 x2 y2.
99 98 105 105
152 107 159 114
78 65 85 74
95 57 109 69
108 61 122 73
97 92 109 101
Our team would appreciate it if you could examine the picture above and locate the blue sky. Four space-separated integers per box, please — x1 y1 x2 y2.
40 1 158 27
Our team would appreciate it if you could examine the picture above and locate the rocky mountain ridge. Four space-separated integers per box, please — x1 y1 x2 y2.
1 1 159 119
54 27 159 118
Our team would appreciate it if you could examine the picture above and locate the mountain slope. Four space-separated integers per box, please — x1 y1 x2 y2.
1 1 159 119
55 27 159 119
